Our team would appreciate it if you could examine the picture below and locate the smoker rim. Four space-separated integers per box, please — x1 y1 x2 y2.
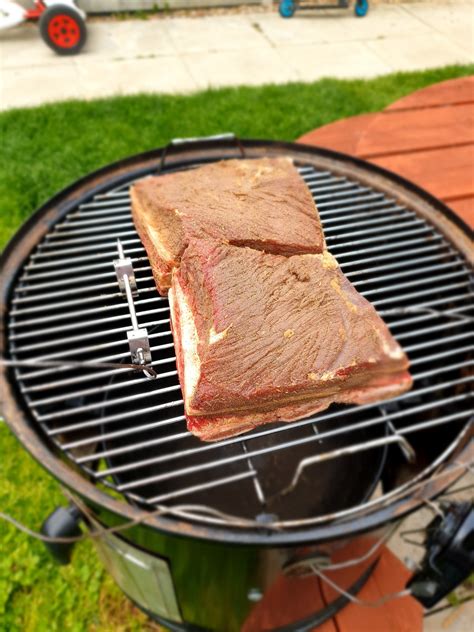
1 138 472 547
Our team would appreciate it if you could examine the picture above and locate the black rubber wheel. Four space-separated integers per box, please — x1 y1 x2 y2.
39 5 87 56
354 0 369 17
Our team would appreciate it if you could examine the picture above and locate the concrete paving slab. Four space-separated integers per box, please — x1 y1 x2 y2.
253 5 432 46
183 46 292 89
402 1 474 33
366 32 472 72
331 4 435 40
424 601 474 632
402 1 474 56
1 2 473 110
166 15 267 53
248 12 350 46
76 56 196 97
1 64 83 109
279 40 392 80
85 20 177 60
0 24 70 69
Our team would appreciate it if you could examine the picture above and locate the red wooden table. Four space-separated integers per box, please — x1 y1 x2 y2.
299 77 474 229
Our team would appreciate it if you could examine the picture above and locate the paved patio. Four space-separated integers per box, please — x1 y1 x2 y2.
0 2 473 109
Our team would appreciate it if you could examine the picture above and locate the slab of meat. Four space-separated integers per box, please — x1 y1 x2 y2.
169 240 412 441
131 158 325 294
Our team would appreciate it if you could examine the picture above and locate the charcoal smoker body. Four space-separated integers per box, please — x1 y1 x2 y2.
1 139 472 630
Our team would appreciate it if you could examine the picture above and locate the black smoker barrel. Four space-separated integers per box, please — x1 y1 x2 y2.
1 138 472 630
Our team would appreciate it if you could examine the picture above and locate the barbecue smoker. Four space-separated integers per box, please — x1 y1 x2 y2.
1 137 473 631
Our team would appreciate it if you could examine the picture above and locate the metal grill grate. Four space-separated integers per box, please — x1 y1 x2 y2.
8 163 473 526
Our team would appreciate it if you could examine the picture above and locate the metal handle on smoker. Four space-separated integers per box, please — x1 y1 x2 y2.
158 133 245 172
41 504 83 565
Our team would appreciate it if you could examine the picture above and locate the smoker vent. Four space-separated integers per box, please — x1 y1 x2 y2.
8 162 473 526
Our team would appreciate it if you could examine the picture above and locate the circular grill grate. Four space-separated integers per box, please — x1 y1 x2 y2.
8 160 473 527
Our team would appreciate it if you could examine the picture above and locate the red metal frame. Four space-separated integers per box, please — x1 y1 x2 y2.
25 1 47 20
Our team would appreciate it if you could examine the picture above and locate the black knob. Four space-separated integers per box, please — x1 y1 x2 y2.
41 505 83 565
407 502 474 608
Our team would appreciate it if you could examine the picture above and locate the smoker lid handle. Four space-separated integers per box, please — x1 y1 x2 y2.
158 133 245 172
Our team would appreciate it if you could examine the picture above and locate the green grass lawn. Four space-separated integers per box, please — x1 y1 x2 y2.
1 65 473 631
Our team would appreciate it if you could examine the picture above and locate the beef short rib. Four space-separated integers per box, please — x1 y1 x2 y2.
169 240 412 441
131 158 325 294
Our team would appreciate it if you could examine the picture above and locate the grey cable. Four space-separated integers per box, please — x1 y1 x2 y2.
0 357 156 374
283 523 400 576
0 462 470 543
311 564 413 607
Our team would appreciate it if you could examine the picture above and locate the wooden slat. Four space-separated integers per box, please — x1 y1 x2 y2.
373 144 474 203
321 542 423 632
358 104 474 158
242 573 336 631
386 77 474 111
298 78 474 230
298 113 378 155
242 542 423 632
448 197 474 228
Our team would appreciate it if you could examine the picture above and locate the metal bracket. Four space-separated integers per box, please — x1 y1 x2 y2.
114 240 154 376
379 406 417 463
127 330 151 365
114 256 137 296
277 434 416 499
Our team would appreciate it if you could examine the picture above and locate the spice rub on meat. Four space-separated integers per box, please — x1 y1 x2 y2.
169 240 412 441
131 158 325 294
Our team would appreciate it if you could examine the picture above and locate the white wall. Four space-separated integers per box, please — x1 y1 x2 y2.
82 0 261 10
18 0 262 12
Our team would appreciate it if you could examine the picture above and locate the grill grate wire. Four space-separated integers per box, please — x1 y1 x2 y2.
8 164 473 525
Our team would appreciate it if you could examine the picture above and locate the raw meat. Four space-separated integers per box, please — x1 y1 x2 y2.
169 239 412 441
131 158 325 294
